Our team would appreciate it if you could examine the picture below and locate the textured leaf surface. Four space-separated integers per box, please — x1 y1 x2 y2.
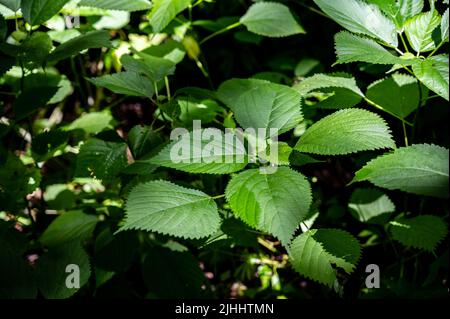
0 31 52 68
36 242 91 299
240 2 305 37
398 0 424 27
121 53 175 82
367 0 424 29
88 72 155 98
294 72 364 97
412 54 449 101
148 0 191 33
120 181 221 239
150 128 247 174
217 78 303 135
21 0 70 25
313 0 398 46
0 0 20 11
225 167 312 245
294 109 395 155
75 138 128 183
353 144 449 198
79 0 152 11
442 8 449 43
391 215 448 251
40 211 98 247
48 30 111 62
334 31 415 65
366 73 420 118
290 229 361 286
128 125 164 159
404 10 441 53
348 188 395 224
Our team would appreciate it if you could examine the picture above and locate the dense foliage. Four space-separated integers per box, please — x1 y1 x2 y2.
0 0 448 299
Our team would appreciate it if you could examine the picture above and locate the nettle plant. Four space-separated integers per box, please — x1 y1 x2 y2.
0 0 448 298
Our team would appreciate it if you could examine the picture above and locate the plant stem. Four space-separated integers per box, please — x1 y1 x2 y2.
200 22 241 45
401 66 415 76
211 194 225 200
164 76 171 101
154 82 159 100
78 56 94 106
402 120 409 146
71 57 87 107
399 33 410 53
364 97 413 126
295 1 330 19
428 41 444 58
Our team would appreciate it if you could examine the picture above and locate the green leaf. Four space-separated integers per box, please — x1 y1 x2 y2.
295 58 322 77
0 15 6 40
353 144 449 198
95 228 139 272
48 30 112 63
43 184 76 210
0 3 18 17
404 10 441 53
398 0 424 27
0 31 52 68
334 31 415 65
366 0 398 17
294 109 395 155
240 2 305 37
20 72 73 104
289 229 361 287
412 54 449 101
88 72 155 98
177 98 223 124
0 0 20 11
0 222 37 299
313 0 398 46
348 188 395 224
217 79 303 135
442 8 449 43
79 0 152 12
366 73 420 118
368 0 424 30
121 52 175 82
0 154 40 212
21 0 70 25
142 246 205 298
225 167 312 245
148 0 191 33
75 138 128 183
294 72 364 97
294 73 364 109
67 111 114 134
40 211 98 247
314 88 364 109
150 128 247 174
36 242 91 299
120 180 221 239
128 125 164 159
13 86 59 120
140 39 186 64
390 215 448 251
31 129 69 160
